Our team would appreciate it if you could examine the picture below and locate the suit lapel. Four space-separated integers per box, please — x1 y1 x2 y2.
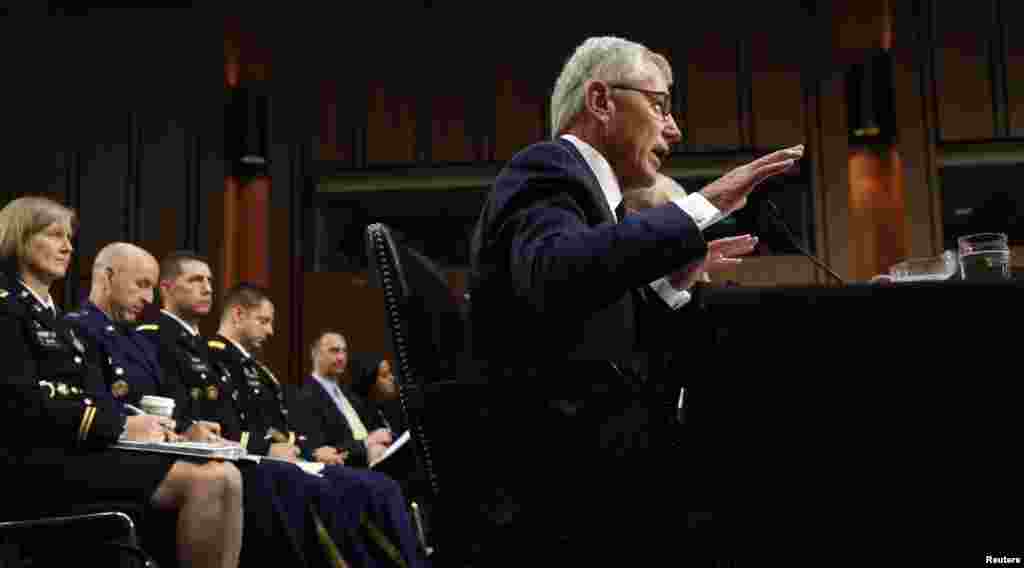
556 137 617 226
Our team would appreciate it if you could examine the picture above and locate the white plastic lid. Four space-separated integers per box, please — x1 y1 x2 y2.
140 395 175 410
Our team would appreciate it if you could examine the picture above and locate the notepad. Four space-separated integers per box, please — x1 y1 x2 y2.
114 440 249 461
369 430 411 468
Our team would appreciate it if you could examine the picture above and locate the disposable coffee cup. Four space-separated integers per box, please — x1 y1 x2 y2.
140 395 175 418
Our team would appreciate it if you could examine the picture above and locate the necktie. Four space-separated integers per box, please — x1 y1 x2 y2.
335 385 369 441
614 201 626 224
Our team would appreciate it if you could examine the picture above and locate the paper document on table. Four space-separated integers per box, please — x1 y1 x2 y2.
369 430 411 468
114 440 248 460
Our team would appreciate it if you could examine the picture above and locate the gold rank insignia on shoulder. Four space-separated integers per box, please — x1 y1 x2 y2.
0 289 8 299
191 387 202 400
207 340 226 350
111 380 130 398
57 383 69 396
206 385 219 401
136 324 159 332
38 380 55 398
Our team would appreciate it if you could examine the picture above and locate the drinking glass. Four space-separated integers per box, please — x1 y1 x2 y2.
957 232 1011 281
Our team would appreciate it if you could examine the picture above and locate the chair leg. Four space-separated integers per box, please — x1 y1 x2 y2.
410 501 433 558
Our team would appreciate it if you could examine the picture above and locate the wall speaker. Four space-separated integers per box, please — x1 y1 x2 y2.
225 86 268 176
846 49 896 145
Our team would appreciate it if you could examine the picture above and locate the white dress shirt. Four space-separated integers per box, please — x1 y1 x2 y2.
18 280 56 315
311 373 369 441
561 134 723 309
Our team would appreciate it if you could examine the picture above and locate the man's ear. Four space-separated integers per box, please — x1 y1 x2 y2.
583 79 614 124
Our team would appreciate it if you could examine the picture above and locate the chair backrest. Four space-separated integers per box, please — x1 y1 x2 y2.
365 223 468 388
365 222 471 501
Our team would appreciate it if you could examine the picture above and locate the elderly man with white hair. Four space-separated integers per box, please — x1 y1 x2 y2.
467 35 803 561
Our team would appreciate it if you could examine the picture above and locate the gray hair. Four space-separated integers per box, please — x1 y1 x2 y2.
549 36 673 137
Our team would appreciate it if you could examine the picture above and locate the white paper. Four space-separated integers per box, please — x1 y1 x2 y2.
369 430 411 468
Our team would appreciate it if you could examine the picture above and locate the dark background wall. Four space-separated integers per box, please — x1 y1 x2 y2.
3 2 1022 382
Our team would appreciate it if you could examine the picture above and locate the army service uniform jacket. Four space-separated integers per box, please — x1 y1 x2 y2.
0 273 174 513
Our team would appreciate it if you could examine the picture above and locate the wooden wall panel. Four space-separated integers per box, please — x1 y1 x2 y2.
933 0 996 140
830 0 891 59
711 255 817 286
744 4 810 149
685 36 741 150
431 90 474 164
1005 1 1024 136
302 272 392 374
891 1 944 259
817 72 855 281
366 77 418 165
316 79 353 163
749 38 805 148
137 116 187 259
494 67 546 161
74 111 130 284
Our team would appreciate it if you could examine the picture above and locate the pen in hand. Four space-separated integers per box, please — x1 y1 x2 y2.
123 403 177 439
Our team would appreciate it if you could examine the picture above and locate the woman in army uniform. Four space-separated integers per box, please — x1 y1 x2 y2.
0 196 243 568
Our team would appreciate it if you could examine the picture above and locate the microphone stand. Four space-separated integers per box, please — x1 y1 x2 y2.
763 200 846 286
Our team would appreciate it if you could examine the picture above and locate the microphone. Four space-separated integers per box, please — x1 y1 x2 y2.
762 200 846 285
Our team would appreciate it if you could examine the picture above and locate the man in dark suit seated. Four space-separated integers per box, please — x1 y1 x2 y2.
292 331 393 468
467 35 803 559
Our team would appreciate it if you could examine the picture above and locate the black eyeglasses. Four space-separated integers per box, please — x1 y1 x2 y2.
608 84 672 120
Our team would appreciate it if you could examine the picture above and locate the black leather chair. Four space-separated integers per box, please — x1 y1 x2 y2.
365 222 492 564
0 503 158 567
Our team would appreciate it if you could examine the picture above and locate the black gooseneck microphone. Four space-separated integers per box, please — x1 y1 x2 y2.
763 200 846 285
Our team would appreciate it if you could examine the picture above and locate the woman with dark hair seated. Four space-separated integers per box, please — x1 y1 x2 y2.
0 196 243 568
349 354 407 435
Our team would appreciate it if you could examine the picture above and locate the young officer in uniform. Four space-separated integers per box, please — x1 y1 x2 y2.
142 252 426 568
208 282 424 567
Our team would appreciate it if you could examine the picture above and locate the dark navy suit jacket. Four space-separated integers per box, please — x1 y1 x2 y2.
463 137 715 543
469 137 708 393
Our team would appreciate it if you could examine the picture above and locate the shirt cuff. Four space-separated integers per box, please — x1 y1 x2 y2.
649 277 693 310
671 193 723 230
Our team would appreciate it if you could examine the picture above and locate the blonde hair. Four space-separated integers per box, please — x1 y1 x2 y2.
622 174 688 212
0 196 77 263
549 36 673 137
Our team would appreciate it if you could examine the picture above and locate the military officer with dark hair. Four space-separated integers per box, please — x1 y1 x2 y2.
205 286 301 460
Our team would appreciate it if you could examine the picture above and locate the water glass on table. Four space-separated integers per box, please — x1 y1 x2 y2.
957 232 1011 281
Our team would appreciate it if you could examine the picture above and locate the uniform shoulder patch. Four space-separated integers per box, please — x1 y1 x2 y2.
136 324 160 332
207 340 226 350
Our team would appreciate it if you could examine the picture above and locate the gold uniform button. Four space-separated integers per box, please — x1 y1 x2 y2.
112 380 130 399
